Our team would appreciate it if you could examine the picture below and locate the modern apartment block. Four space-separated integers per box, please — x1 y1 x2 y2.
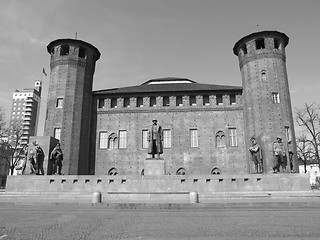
9 80 42 147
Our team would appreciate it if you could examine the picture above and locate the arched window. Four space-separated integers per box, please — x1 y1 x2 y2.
108 133 118 149
176 168 186 175
261 71 267 81
211 167 221 175
216 131 226 148
141 169 144 175
108 167 118 175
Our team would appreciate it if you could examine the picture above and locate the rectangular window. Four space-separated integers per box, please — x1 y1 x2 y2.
60 45 69 55
176 96 183 106
163 96 169 107
150 97 156 107
190 96 196 106
111 98 117 108
228 128 237 147
137 97 143 107
78 47 87 58
255 38 265 50
163 129 171 148
216 95 223 105
142 130 148 149
98 99 105 108
56 98 63 108
118 130 127 148
99 131 108 149
203 95 209 105
123 97 130 108
190 129 199 148
272 92 280 103
54 128 61 140
230 94 236 105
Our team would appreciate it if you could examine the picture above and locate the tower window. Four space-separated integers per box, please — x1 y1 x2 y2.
261 71 267 81
230 95 236 105
150 96 156 107
60 45 69 56
255 38 265 50
240 44 247 54
142 130 148 149
99 131 108 149
203 95 209 105
50 47 55 54
111 98 117 108
123 97 130 108
56 98 63 108
189 96 196 106
190 129 199 148
216 95 223 105
54 128 61 140
98 99 105 108
228 128 237 147
78 47 86 58
274 38 281 49
118 130 127 148
176 96 183 106
163 96 169 107
272 92 280 103
163 129 171 148
136 97 143 107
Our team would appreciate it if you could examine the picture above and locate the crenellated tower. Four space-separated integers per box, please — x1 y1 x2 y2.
233 31 297 173
45 39 100 174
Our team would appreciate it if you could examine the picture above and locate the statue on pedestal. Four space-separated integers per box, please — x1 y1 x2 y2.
148 119 163 158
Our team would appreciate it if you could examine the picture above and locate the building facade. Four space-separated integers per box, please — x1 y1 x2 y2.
9 80 42 147
45 30 297 175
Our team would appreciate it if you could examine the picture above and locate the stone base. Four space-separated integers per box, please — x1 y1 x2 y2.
144 158 165 175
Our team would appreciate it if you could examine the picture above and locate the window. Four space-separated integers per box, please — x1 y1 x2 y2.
99 132 108 149
176 168 186 175
230 95 236 105
142 130 149 149
54 128 61 140
111 98 117 108
163 96 169 107
261 71 267 81
163 129 171 148
203 95 209 105
78 47 86 58
56 98 63 108
60 45 69 55
211 167 221 175
189 96 196 106
228 128 237 146
118 130 127 148
150 97 156 107
123 97 130 108
285 126 291 142
272 92 280 103
108 133 118 149
176 96 183 106
216 131 226 147
274 38 281 49
255 38 265 50
108 168 118 175
216 95 223 105
240 44 247 54
98 99 105 108
136 97 143 107
190 129 198 148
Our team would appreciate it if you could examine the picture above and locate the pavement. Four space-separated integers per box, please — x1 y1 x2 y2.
1 203 320 239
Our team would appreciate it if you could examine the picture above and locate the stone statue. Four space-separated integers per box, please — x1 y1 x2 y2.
273 136 286 173
249 137 263 173
148 119 163 158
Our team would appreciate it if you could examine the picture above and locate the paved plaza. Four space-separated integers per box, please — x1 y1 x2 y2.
0 204 320 240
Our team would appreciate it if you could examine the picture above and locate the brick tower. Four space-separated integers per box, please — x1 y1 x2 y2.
45 39 100 174
233 31 297 173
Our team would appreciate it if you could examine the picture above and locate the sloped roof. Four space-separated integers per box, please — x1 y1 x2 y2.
93 77 242 95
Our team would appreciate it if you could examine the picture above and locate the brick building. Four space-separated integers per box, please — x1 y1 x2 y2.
44 30 297 175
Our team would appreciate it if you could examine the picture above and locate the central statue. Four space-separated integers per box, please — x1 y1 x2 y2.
148 119 163 158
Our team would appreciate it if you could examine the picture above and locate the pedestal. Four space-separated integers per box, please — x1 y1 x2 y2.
144 158 165 175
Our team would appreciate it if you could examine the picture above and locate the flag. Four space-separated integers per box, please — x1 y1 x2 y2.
43 68 47 77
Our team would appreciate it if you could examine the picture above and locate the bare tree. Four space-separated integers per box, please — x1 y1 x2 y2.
296 134 314 173
0 126 26 175
295 103 320 167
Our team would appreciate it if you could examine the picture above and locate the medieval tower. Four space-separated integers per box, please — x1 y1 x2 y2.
233 31 297 173
45 39 100 174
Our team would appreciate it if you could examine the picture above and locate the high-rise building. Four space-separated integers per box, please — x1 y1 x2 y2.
9 80 42 147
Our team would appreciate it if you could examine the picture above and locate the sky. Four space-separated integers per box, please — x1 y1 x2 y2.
0 0 319 135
